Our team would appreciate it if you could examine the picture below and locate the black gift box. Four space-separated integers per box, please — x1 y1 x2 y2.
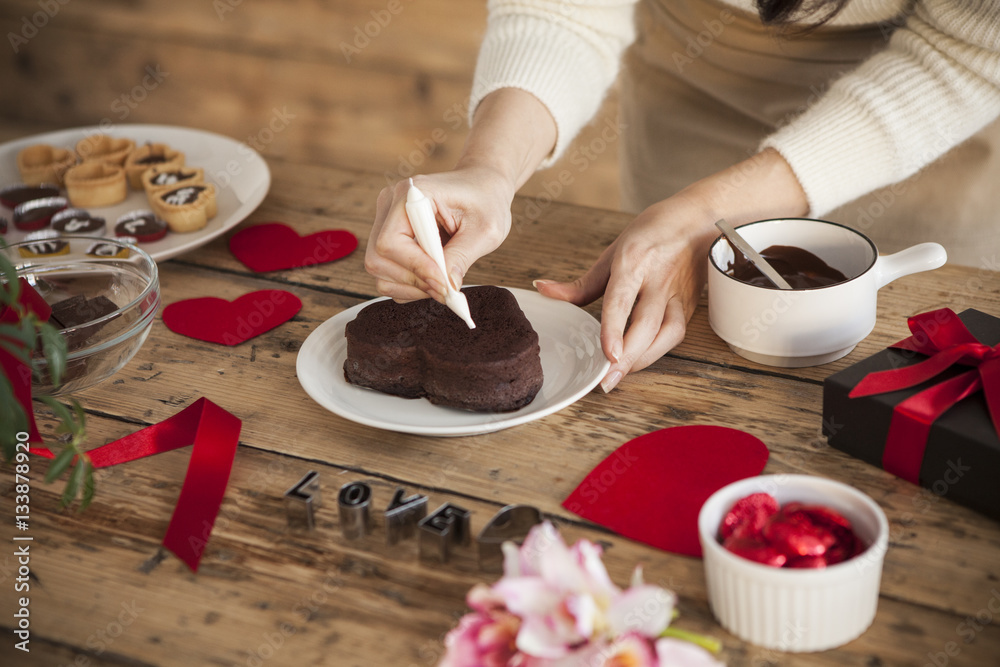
823 309 1000 522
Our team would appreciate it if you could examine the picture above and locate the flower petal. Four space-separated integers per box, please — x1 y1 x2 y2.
654 637 726 666
607 585 676 638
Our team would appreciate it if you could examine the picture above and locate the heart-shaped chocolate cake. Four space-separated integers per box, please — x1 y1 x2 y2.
344 286 543 412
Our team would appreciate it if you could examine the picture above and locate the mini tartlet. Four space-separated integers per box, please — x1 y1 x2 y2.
141 165 205 198
16 144 77 186
75 134 136 166
124 143 186 189
153 184 217 233
64 162 128 207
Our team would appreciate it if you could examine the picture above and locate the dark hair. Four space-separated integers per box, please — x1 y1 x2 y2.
756 0 850 27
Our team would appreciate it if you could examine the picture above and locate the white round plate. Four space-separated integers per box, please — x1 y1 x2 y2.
0 124 270 261
296 288 611 436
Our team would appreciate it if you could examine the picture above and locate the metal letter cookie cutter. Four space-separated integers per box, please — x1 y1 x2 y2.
384 487 428 545
418 503 472 563
284 470 321 530
476 504 542 572
337 481 373 539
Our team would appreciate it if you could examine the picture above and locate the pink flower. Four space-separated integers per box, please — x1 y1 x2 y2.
440 608 521 667
492 523 675 659
439 522 724 667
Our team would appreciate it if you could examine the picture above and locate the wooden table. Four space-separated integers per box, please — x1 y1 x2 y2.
2 159 999 666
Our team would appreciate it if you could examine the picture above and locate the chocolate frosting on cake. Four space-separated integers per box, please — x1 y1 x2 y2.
343 286 543 412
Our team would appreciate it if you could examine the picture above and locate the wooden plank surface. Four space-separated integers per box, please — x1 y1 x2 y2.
0 3 621 211
1 162 999 665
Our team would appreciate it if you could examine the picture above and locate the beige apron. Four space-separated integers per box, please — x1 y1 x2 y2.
620 0 1000 268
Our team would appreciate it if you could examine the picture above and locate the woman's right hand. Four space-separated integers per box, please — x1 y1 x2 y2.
365 166 517 304
365 88 559 304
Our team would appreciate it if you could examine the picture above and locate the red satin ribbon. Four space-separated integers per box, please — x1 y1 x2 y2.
0 279 52 444
849 308 1000 484
33 398 241 572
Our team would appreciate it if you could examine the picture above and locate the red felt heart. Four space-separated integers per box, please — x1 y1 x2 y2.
229 222 358 272
562 425 769 557
162 290 302 345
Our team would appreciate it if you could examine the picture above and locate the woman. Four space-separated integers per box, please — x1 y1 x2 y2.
365 0 1000 392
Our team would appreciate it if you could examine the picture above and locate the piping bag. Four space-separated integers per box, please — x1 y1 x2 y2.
404 178 476 329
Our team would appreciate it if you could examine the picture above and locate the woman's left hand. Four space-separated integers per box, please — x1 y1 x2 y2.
535 149 809 392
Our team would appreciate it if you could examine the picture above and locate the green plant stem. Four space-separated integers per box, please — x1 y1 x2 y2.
660 626 723 654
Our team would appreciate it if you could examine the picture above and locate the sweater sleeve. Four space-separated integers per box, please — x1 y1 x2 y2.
470 0 638 168
762 0 1000 217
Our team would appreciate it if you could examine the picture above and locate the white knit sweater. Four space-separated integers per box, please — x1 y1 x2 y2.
470 0 1000 216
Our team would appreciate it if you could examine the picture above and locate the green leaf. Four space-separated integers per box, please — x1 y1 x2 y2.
79 465 96 511
40 397 75 434
0 252 21 305
62 458 89 507
0 374 30 461
44 446 77 483
38 322 67 387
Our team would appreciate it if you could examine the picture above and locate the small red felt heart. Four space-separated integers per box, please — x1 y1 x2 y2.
162 290 302 345
562 425 769 557
229 222 358 272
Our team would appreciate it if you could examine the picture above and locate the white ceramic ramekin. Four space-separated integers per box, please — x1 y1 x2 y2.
698 474 889 652
707 218 946 367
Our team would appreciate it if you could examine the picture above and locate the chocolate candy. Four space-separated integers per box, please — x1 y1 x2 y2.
0 183 60 209
719 492 865 568
17 238 70 258
52 208 106 236
86 241 131 258
160 185 205 207
12 196 68 231
149 170 197 188
114 210 167 243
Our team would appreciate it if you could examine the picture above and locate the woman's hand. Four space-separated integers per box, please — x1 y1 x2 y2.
536 148 809 392
365 89 558 304
366 167 516 304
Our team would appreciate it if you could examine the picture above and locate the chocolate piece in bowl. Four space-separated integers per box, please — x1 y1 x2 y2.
344 285 544 413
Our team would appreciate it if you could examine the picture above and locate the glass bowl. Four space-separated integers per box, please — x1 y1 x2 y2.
3 236 160 395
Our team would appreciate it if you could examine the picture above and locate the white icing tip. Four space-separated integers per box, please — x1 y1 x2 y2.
446 291 476 329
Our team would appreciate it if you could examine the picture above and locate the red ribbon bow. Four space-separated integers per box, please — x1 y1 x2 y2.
33 398 241 572
849 308 1000 484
